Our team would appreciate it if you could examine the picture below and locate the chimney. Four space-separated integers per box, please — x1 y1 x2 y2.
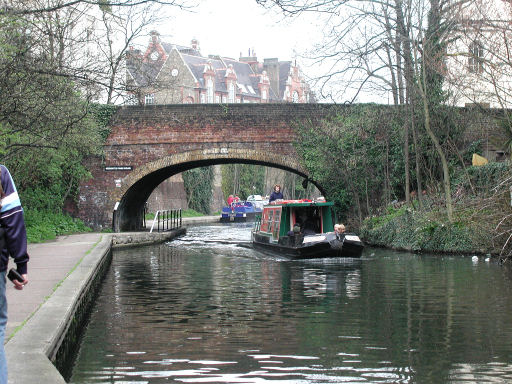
191 38 199 51
263 58 280 99
150 30 160 44
240 47 259 73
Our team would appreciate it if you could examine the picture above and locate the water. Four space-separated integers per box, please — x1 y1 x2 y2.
69 223 512 383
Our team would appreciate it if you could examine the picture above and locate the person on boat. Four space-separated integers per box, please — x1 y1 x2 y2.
268 184 283 203
334 224 346 240
287 222 302 237
334 224 346 235
227 195 234 206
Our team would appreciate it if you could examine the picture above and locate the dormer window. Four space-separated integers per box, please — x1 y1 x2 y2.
204 60 214 73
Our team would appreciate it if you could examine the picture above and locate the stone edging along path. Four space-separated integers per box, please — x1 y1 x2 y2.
5 229 186 384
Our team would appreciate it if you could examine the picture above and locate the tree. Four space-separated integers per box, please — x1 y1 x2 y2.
0 0 188 211
221 164 265 201
294 105 405 225
94 3 167 104
257 0 467 221
183 167 214 214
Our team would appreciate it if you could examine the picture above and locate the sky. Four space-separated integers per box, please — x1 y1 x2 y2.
152 0 387 103
159 0 323 70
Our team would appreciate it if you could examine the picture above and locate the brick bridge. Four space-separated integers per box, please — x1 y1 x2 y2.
77 104 343 231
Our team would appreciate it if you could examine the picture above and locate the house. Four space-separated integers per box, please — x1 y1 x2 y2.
125 31 315 105
445 0 512 109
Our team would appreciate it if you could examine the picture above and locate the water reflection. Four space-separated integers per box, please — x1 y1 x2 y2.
70 223 512 383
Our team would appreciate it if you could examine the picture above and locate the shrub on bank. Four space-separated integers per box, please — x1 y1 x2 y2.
24 210 91 243
361 206 493 254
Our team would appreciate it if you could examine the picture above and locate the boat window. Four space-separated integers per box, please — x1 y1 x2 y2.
268 210 275 234
272 209 281 239
261 209 270 232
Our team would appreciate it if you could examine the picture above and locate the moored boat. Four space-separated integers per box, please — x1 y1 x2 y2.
220 201 261 222
252 199 364 259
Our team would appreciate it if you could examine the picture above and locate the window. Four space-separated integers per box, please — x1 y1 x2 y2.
207 78 214 103
125 95 138 105
228 82 235 103
215 95 220 103
200 93 206 104
272 209 281 239
469 41 484 74
292 91 299 103
144 93 154 105
261 89 267 100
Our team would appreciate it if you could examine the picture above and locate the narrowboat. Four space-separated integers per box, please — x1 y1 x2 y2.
220 201 261 222
252 199 364 259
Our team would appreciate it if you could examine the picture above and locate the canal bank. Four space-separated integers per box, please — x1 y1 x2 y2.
4 215 218 384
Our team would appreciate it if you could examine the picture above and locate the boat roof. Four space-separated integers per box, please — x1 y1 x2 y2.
266 199 334 208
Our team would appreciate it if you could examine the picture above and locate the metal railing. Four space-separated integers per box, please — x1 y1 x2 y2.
149 209 182 233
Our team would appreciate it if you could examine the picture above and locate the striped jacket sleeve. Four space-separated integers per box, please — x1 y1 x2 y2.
0 165 29 274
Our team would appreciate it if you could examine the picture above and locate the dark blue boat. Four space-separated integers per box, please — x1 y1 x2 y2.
220 201 262 222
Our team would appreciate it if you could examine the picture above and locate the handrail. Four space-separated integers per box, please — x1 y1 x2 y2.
149 209 182 233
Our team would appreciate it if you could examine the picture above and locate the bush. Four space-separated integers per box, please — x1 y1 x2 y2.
24 210 91 243
467 161 510 192
360 207 489 254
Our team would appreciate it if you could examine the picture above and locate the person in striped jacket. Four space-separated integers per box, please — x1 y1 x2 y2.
0 165 29 383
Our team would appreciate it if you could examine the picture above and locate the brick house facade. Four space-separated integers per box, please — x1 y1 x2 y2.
126 31 315 105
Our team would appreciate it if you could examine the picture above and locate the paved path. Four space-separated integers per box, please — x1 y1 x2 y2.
5 232 103 339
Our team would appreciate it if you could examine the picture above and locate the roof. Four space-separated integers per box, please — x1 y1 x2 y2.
126 54 162 87
126 36 311 102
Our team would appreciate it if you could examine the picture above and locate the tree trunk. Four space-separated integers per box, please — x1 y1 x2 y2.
410 102 424 210
418 55 453 221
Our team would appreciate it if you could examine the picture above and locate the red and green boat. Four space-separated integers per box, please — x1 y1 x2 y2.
252 199 364 259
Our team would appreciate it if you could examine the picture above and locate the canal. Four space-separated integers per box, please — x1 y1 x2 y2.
69 223 512 383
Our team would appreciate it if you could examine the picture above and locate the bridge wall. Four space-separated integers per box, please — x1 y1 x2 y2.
78 104 337 230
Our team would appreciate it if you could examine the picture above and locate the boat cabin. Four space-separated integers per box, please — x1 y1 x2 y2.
254 200 336 242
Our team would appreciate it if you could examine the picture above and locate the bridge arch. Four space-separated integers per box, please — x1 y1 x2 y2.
77 104 341 230
113 149 323 232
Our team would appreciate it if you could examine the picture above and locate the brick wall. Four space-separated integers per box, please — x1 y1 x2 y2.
78 104 334 230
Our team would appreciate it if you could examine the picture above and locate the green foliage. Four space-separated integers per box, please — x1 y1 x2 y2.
181 209 206 217
498 117 512 158
146 209 205 219
0 15 104 214
24 210 91 243
360 208 486 254
294 104 406 224
463 140 483 165
467 162 509 189
89 103 118 141
364 205 408 229
183 167 214 214
452 161 511 197
221 164 265 200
